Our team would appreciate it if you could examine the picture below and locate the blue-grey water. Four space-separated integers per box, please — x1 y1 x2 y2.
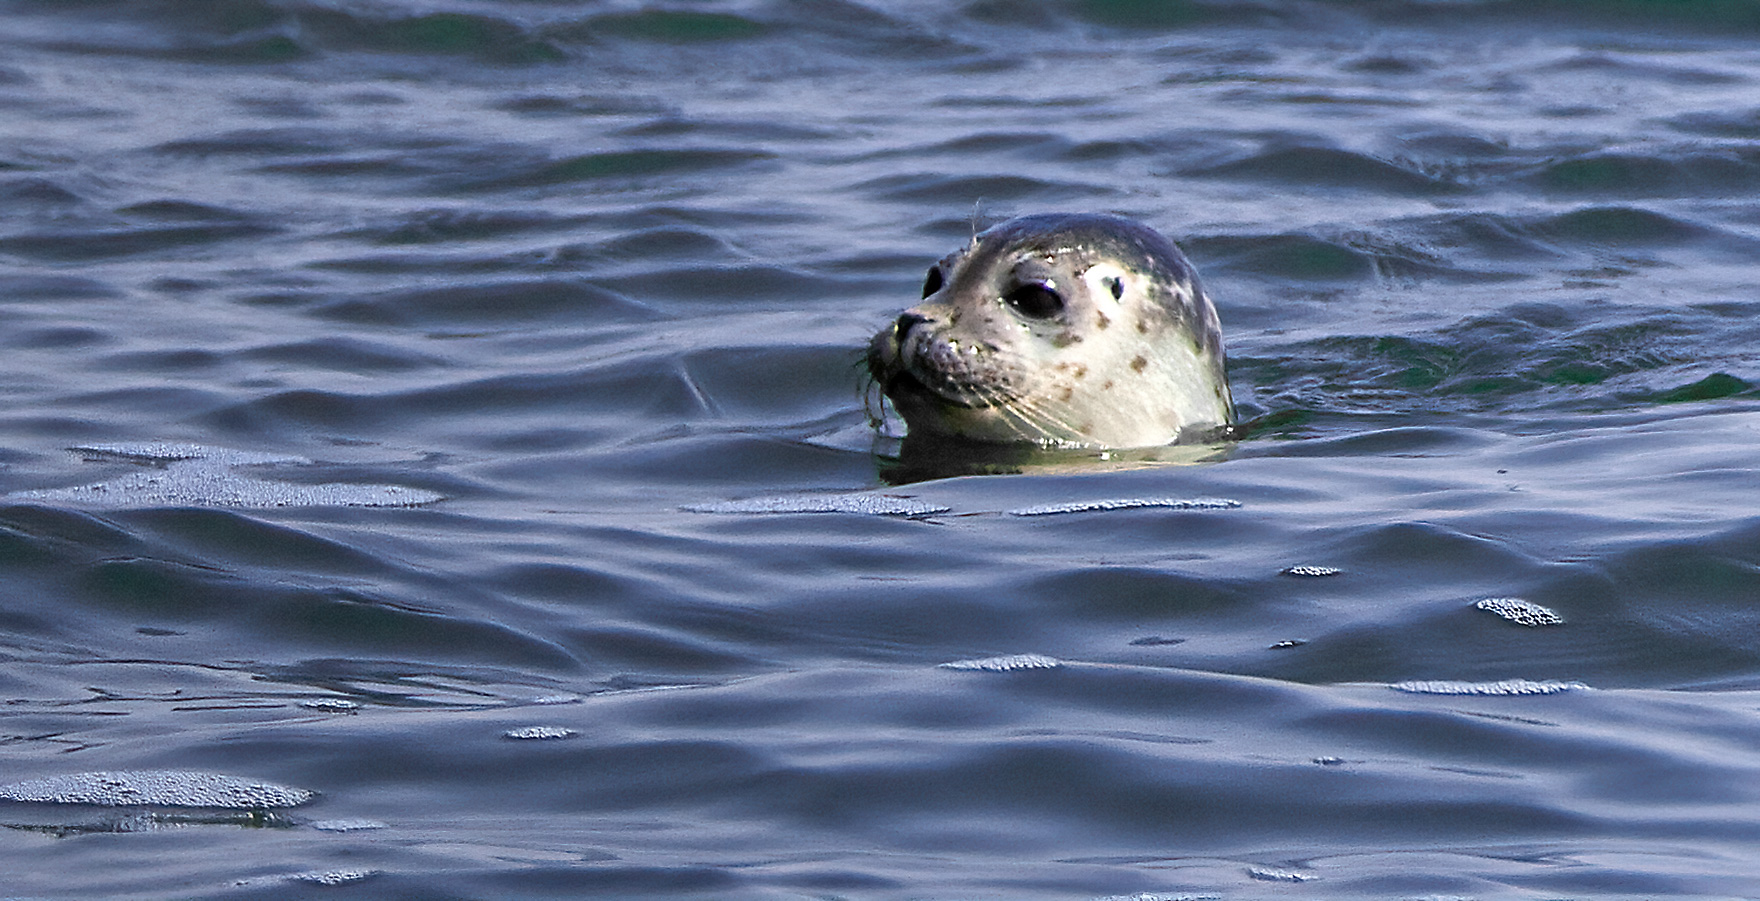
3 1 1760 898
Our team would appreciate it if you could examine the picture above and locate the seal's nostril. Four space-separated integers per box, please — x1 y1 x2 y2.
894 312 930 343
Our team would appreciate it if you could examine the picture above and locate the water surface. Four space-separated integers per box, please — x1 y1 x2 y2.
2 1 1760 898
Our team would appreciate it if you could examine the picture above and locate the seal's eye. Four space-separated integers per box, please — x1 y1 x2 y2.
922 266 944 298
1105 277 1124 300
1003 283 1064 319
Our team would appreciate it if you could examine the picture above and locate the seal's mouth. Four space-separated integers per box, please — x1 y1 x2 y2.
868 318 1012 414
870 335 988 411
884 368 983 410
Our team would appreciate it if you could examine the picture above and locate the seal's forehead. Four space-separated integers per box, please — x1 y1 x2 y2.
967 213 1196 285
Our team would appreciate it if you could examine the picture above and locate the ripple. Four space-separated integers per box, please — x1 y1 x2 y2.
1653 372 1754 404
588 263 830 305
575 10 770 43
308 278 656 327
853 171 1111 204
1190 145 1463 194
1232 302 1732 417
1193 232 1374 280
0 222 279 262
296 9 562 63
1189 230 1486 283
1669 108 1760 138
1532 206 1711 247
0 175 88 210
967 0 1238 30
153 127 344 158
343 208 586 246
0 273 121 300
465 148 775 193
242 336 441 374
1533 151 1760 196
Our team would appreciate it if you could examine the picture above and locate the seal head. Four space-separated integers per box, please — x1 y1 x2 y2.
867 213 1232 448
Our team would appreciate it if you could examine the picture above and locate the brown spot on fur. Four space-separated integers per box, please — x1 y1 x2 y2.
1058 386 1074 402
1096 313 1110 330
1130 355 1147 372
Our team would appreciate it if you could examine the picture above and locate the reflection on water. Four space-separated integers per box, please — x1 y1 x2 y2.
874 431 1235 484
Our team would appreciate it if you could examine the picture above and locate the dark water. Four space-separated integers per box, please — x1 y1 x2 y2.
3 1 1760 897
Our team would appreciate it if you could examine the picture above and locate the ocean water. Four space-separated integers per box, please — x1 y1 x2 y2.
2 1 1760 897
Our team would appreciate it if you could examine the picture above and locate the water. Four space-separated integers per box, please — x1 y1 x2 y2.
2 1 1760 897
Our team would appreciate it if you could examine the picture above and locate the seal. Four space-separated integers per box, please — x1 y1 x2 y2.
867 213 1233 448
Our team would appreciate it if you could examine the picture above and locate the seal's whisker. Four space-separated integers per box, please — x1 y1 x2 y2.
979 380 1081 447
987 390 1047 439
1005 395 1084 446
973 381 1039 439
961 361 1078 443
994 397 1046 444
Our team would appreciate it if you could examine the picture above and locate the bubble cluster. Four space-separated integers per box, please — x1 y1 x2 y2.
1391 679 1589 696
502 726 577 740
9 444 441 509
684 493 949 516
1475 597 1564 626
1283 565 1341 577
0 770 315 809
529 694 582 705
1008 497 1241 516
310 818 387 833
292 870 375 886
938 653 1062 671
1247 866 1313 882
1097 894 1221 901
300 698 361 712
